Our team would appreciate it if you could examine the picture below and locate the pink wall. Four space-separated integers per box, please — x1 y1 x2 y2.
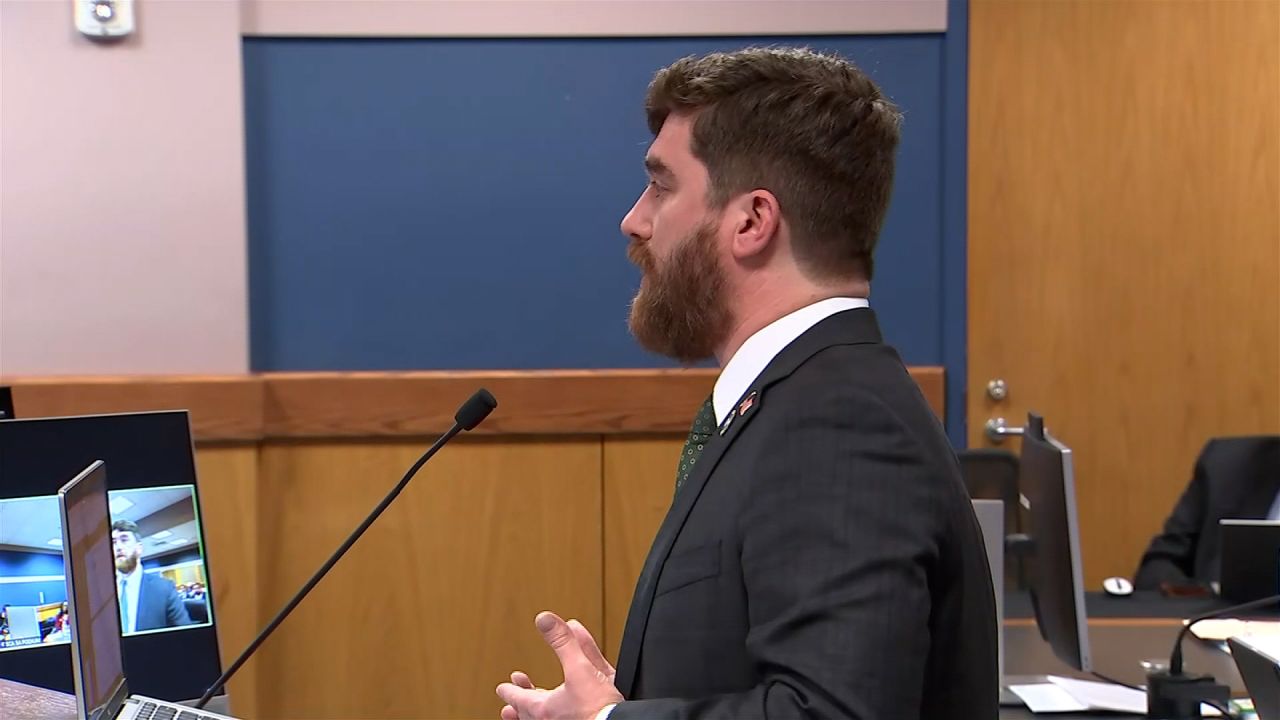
0 0 942 377
242 0 946 36
0 0 248 376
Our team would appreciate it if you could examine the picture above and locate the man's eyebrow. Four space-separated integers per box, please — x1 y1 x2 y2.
644 156 675 180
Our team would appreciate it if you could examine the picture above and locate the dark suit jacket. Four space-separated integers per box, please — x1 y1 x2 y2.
135 572 193 632
1133 436 1280 591
611 308 999 720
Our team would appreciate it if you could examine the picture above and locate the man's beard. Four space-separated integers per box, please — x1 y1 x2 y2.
627 221 732 364
115 554 138 574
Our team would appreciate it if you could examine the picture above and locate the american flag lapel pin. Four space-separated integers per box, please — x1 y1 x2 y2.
722 391 759 435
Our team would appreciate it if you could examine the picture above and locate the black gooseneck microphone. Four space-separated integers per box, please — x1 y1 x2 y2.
193 388 498 709
1146 592 1280 719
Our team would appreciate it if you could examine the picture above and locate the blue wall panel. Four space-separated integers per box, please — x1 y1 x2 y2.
244 33 968 444
245 36 943 360
142 548 202 571
0 549 63 578
0 581 67 609
941 0 970 444
0 550 67 609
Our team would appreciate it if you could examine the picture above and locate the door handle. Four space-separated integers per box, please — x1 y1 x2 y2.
984 417 1024 444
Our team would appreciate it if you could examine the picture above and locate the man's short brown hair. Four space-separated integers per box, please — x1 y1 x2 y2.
111 519 139 537
645 46 901 281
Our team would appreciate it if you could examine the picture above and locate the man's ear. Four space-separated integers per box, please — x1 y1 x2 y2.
727 189 782 261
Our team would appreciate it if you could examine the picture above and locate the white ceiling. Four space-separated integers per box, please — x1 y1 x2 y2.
0 486 201 560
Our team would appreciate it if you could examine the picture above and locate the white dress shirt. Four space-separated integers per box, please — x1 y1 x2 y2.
712 297 870 425
117 564 143 634
596 296 870 720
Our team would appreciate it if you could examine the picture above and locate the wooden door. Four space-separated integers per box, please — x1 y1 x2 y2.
969 0 1279 587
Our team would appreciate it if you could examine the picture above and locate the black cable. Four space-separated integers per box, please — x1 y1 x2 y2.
1172 594 1280 675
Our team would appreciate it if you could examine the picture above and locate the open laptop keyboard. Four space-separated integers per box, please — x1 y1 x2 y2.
134 701 220 720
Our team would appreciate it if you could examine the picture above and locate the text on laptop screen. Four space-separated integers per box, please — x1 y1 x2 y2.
0 485 215 652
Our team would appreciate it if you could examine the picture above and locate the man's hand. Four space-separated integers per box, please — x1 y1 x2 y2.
497 612 623 720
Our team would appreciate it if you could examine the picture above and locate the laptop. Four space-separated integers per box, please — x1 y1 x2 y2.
1228 635 1280 720
58 460 240 720
1220 519 1280 602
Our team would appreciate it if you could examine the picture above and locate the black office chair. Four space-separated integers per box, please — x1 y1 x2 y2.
959 448 1028 590
184 599 208 624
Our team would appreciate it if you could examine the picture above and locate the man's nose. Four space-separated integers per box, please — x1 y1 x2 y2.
620 199 650 244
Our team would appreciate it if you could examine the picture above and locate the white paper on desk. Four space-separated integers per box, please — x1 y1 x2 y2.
1238 634 1280 661
1007 676 1221 716
1006 683 1090 713
1046 677 1146 713
1190 619 1280 642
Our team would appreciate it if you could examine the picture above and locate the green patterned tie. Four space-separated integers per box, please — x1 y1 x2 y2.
675 395 716 494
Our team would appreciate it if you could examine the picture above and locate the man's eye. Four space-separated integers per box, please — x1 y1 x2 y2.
648 180 665 195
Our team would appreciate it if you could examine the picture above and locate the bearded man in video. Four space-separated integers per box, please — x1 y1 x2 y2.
111 520 194 632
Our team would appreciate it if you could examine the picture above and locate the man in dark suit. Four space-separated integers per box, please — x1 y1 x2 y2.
497 47 998 720
111 520 193 633
1134 436 1280 590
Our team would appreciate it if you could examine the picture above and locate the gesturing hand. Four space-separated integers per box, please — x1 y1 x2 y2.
496 612 622 720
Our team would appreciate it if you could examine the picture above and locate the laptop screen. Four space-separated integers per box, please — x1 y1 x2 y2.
0 410 223 702
61 462 127 720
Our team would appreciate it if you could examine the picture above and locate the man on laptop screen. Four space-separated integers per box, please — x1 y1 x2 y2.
58 460 238 720
111 520 193 633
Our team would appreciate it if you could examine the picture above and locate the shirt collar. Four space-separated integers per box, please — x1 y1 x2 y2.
712 297 869 425
121 563 142 586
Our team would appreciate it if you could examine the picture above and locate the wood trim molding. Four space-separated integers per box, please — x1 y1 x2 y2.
2 375 265 441
2 367 945 440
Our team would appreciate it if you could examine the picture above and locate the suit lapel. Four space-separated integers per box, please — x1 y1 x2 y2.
613 386 761 696
613 308 885 697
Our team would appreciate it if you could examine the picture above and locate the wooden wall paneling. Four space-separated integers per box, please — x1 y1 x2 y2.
969 0 1280 584
250 436 603 720
0 368 946 715
192 442 262 718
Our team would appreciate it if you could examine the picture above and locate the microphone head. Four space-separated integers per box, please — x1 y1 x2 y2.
455 388 497 431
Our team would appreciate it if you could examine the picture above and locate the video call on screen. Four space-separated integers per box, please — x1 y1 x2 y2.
0 411 226 701
0 485 215 652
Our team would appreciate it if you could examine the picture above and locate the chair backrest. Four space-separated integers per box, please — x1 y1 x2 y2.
183 599 208 624
959 449 1021 531
959 448 1024 590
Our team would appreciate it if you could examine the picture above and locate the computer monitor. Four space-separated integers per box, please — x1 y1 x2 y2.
1020 412 1092 672
0 410 222 701
1219 519 1280 603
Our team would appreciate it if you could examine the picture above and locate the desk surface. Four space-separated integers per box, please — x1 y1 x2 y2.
0 677 76 720
1005 589 1273 621
998 615 1247 718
